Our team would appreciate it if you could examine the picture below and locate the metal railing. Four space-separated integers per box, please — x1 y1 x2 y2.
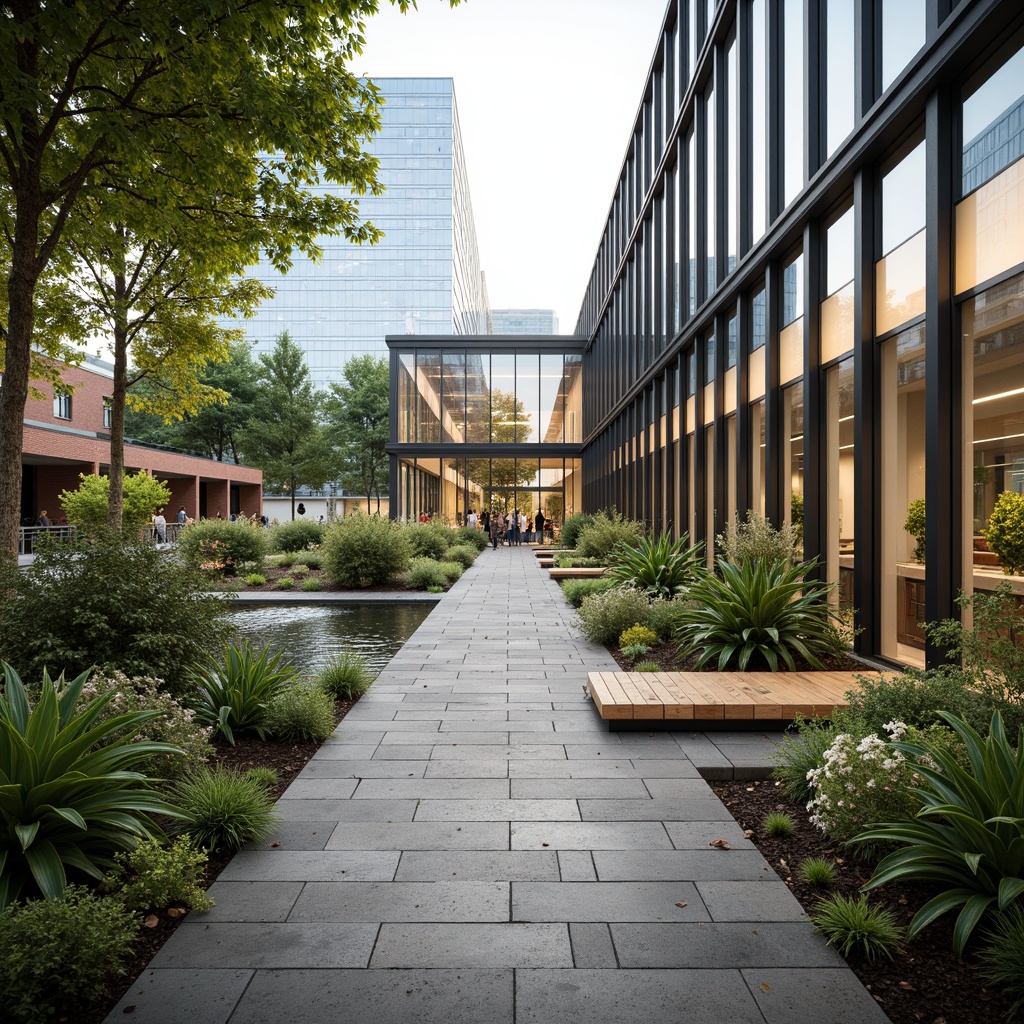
18 521 187 555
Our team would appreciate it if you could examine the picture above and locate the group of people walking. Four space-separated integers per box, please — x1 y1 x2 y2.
465 508 546 549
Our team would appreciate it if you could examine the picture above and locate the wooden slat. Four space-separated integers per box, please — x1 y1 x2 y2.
587 669 879 723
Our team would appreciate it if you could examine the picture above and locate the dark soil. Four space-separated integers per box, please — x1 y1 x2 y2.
64 697 359 1024
716 777 1012 1024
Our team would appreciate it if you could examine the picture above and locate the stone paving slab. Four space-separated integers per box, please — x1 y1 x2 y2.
116 544 877 1024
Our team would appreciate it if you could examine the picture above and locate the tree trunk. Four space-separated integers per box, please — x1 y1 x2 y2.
107 279 129 532
0 202 43 556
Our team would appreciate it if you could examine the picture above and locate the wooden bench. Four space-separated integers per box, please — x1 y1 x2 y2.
550 567 607 580
536 548 571 558
586 669 879 729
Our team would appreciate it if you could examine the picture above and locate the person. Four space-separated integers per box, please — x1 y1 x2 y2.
153 508 167 543
37 509 49 527
490 510 504 549
467 508 478 530
216 509 224 520
317 514 325 526
176 506 187 525
480 509 490 535
534 509 545 543
419 510 429 523
519 509 529 543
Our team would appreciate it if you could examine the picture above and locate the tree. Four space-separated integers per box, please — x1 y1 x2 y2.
125 343 260 463
0 0 458 555
59 472 171 534
326 355 390 512
238 333 332 518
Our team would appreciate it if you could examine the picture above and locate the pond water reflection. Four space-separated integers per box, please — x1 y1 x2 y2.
230 601 432 674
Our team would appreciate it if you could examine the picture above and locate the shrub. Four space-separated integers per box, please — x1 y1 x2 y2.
674 559 844 671
715 510 800 568
405 521 453 560
244 572 267 586
763 811 795 838
454 526 488 552
267 681 336 742
244 766 278 792
554 554 606 568
0 664 179 908
633 660 661 672
294 549 325 570
80 671 213 779
286 563 310 577
560 576 617 608
0 886 136 1023
438 560 464 583
102 835 213 913
0 537 234 697
269 518 324 553
301 578 321 592
978 906 1024 1020
771 720 841 803
446 544 478 568
619 624 659 649
427 584 444 593
621 643 651 662
318 653 375 700
811 894 903 963
276 577 295 590
806 722 921 844
800 857 838 888
191 641 296 744
575 510 646 561
607 532 705 599
59 469 171 534
323 514 412 588
268 551 297 567
405 556 450 590
984 491 1024 575
560 512 597 549
576 587 653 646
857 711 1024 955
646 598 690 640
172 765 278 852
178 518 268 573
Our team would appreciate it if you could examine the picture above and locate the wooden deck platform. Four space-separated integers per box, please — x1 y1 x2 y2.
586 669 877 726
550 567 607 580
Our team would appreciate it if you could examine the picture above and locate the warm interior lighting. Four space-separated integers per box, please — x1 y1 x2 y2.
973 386 1024 405
838 414 854 424
973 431 1024 445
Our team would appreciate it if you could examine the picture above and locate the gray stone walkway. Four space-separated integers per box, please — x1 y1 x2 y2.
109 545 887 1024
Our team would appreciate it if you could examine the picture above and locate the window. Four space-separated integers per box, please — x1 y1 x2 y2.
53 390 72 420
825 0 856 157
103 399 112 429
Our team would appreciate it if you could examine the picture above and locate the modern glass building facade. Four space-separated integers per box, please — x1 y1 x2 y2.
229 78 489 388
576 0 1024 668
490 309 561 335
387 337 584 527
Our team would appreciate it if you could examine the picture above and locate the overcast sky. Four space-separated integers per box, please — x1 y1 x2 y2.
358 0 669 333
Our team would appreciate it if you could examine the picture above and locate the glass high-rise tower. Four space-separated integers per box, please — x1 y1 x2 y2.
232 78 489 388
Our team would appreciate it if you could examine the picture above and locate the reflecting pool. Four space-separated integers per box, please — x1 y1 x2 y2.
230 601 432 674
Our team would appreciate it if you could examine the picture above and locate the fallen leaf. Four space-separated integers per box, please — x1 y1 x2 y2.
779 858 788 870
899 982 916 992
144 914 159 929
542 842 550 847
122 1006 136 1014
166 907 185 919
835 857 845 864
675 902 687 908
709 839 730 849
743 829 754 839
761 983 771 994
269 841 281 848
746 787 755 792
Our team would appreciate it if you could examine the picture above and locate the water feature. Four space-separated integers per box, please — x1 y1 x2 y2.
230 601 432 674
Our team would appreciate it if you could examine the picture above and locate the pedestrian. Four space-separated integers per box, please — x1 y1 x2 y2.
534 509 545 544
519 509 529 544
37 509 49 527
490 510 504 549
481 509 490 535
467 508 478 530
176 505 187 525
153 507 167 543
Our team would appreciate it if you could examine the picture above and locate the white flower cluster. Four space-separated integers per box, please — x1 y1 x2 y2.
805 723 910 836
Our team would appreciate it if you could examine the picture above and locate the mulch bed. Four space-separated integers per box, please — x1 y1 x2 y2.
66 697 359 1024
716 778 1012 1024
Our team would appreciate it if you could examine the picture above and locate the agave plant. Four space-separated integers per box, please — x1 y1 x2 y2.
856 711 1024 956
606 532 705 599
191 641 297 744
673 558 842 671
0 662 180 909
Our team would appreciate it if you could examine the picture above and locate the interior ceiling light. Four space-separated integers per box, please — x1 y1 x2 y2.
973 386 1024 405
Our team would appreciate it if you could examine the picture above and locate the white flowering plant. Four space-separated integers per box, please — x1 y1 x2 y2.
80 672 213 778
806 722 922 843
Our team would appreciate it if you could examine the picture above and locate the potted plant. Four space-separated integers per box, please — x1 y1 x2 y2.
983 490 1024 576
904 498 926 563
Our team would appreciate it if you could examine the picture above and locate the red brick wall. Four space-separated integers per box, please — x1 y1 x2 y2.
25 361 110 433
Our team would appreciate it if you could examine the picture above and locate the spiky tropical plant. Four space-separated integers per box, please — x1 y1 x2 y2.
191 641 296 744
0 663 180 909
607 532 705 599
856 711 1024 956
673 558 843 671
